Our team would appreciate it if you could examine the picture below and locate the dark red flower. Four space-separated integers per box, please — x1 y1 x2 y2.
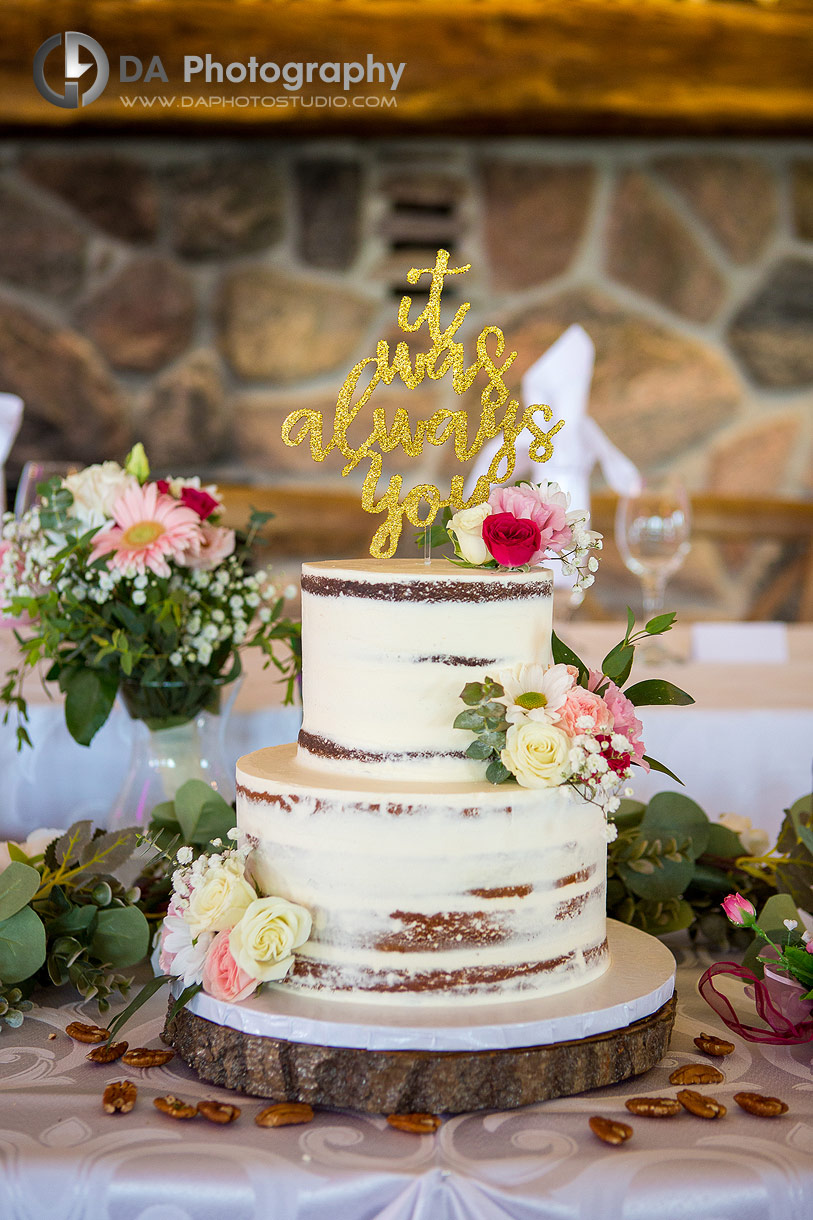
180 487 219 520
156 479 170 495
595 734 632 776
482 512 542 567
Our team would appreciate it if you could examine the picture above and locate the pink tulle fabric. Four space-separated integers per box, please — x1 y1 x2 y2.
698 961 813 1044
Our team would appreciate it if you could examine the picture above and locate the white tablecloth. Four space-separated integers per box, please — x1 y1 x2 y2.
2 624 811 841
1 941 811 1220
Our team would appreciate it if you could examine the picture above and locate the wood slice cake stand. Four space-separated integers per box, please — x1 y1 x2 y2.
164 921 676 1115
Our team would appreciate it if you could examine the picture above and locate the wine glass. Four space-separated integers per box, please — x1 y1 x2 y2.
615 478 691 660
14 461 80 517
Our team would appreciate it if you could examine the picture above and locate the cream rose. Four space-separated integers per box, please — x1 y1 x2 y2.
0 827 62 873
64 462 138 529
501 721 571 789
185 858 257 938
229 896 312 982
718 813 770 857
448 502 493 565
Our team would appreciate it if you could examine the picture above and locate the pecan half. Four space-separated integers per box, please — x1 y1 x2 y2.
694 1033 735 1057
625 1096 682 1117
66 1021 109 1044
255 1102 314 1128
153 1095 197 1119
386 1112 442 1134
589 1116 633 1145
121 1047 175 1068
669 1063 725 1086
734 1092 789 1117
197 1100 241 1124
676 1089 726 1119
102 1081 137 1114
87 1040 128 1064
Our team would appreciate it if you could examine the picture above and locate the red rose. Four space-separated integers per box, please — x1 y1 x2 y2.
156 479 170 494
482 512 542 567
180 487 219 520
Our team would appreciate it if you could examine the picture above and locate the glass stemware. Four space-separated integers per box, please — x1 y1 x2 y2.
615 478 691 658
14 461 81 517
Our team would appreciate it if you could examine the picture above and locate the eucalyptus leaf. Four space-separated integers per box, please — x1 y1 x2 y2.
624 680 694 707
459 683 484 706
174 780 236 845
148 801 181 831
61 667 118 746
90 906 150 969
0 862 41 921
46 904 98 939
613 799 646 831
0 906 47 983
485 759 513 785
704 823 745 859
618 854 695 901
466 739 494 761
640 792 710 859
453 709 486 732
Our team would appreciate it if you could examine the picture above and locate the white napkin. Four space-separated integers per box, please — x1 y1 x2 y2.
464 325 641 589
0 394 24 513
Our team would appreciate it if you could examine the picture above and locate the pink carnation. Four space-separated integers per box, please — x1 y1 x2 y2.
202 929 258 1003
487 484 572 567
90 483 202 578
557 687 614 737
588 669 648 769
179 524 236 571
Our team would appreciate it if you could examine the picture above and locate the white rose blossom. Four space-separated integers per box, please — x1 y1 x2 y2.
447 502 493 565
229 895 313 982
501 720 572 789
63 462 138 529
184 855 257 937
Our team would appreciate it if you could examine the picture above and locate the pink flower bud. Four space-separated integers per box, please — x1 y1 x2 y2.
806 940 813 955
721 893 756 926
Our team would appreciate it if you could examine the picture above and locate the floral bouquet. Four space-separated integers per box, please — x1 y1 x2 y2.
109 834 312 1037
0 445 300 752
421 479 601 591
0 822 150 1032
454 610 693 816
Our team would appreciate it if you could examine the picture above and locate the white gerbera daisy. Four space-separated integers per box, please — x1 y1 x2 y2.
161 914 214 987
492 662 575 725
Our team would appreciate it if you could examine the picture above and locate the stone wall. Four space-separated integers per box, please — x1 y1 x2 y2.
0 136 811 615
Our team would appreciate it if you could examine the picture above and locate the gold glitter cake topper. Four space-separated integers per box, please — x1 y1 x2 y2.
281 249 562 558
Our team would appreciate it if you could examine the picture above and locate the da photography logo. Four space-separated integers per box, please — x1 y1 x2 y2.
33 31 109 109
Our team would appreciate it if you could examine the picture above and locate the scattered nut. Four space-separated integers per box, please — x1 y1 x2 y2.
87 1040 128 1064
624 1096 682 1117
676 1089 727 1119
102 1081 137 1114
66 1021 109 1044
197 1100 241 1124
694 1033 735 1057
588 1116 633 1145
255 1102 315 1128
153 1095 197 1120
121 1048 175 1068
734 1092 789 1117
669 1063 725 1086
48 1032 57 1040
386 1112 442 1134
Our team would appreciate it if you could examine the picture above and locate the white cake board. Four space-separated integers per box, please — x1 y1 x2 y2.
180 920 675 1053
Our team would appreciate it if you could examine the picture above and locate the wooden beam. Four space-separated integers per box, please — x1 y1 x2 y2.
2 0 812 134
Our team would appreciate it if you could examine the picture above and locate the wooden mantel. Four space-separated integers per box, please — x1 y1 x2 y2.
2 0 812 134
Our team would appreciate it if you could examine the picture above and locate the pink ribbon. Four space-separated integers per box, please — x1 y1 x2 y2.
698 961 813 1044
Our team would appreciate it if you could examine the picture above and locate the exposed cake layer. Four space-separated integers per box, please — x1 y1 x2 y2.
297 559 553 782
237 745 609 1007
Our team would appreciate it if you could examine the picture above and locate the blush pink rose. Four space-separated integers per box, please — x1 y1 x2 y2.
557 687 614 737
202 929 258 1002
180 524 236 571
488 484 572 566
588 669 648 769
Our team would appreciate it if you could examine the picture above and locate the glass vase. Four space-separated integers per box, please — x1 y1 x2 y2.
107 677 239 830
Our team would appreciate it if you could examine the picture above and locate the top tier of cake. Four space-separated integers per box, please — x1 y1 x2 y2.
297 559 553 782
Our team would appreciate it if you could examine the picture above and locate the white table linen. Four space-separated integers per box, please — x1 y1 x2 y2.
0 941 810 1220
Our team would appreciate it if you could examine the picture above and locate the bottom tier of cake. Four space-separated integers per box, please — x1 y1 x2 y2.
236 745 610 1006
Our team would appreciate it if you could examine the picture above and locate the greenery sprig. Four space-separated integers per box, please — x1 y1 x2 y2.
453 676 512 783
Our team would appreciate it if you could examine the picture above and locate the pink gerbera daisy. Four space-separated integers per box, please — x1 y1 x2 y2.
90 482 202 577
